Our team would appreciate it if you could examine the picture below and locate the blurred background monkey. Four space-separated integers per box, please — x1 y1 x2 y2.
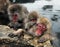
0 0 11 25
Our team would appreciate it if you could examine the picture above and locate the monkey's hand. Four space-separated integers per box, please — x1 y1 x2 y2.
8 33 17 38
38 34 50 43
8 22 22 30
38 37 47 43
8 29 24 38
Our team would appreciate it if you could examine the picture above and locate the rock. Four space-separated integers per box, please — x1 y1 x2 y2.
0 25 34 47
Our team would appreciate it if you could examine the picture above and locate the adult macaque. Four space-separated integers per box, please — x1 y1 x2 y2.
8 4 29 30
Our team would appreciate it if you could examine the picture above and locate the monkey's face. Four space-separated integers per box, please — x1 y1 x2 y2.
9 14 19 22
28 11 38 26
8 4 28 30
8 4 23 22
25 12 38 30
28 15 37 25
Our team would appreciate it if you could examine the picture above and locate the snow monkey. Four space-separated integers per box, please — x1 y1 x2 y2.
8 4 29 30
8 11 39 37
8 11 51 42
24 11 52 43
8 11 51 37
24 12 52 47
24 11 39 30
8 11 53 47
0 0 11 25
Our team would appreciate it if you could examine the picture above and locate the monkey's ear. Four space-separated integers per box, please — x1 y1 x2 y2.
22 7 29 14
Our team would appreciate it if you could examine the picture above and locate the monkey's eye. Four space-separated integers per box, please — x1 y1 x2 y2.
29 18 37 21
10 8 17 13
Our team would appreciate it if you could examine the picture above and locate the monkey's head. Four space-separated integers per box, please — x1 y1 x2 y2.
25 11 39 30
37 17 49 25
28 11 39 23
8 4 21 22
8 4 28 22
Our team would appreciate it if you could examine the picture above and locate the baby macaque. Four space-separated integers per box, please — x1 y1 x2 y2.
25 11 39 30
8 4 29 30
36 16 51 43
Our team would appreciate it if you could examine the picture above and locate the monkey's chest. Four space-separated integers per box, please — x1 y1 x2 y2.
8 21 24 30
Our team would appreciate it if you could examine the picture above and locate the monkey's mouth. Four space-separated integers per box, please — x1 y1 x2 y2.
12 14 18 22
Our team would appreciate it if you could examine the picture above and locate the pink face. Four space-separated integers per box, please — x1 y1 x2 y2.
12 13 18 22
35 23 47 36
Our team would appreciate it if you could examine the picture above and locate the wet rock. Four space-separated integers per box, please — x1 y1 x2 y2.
42 5 53 10
51 14 58 21
0 25 34 47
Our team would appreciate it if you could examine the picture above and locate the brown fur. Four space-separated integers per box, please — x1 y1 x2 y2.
25 11 51 39
37 16 52 41
25 11 39 30
8 11 52 47
0 0 10 12
8 4 29 30
24 12 52 47
37 16 51 34
0 0 11 25
8 11 53 47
